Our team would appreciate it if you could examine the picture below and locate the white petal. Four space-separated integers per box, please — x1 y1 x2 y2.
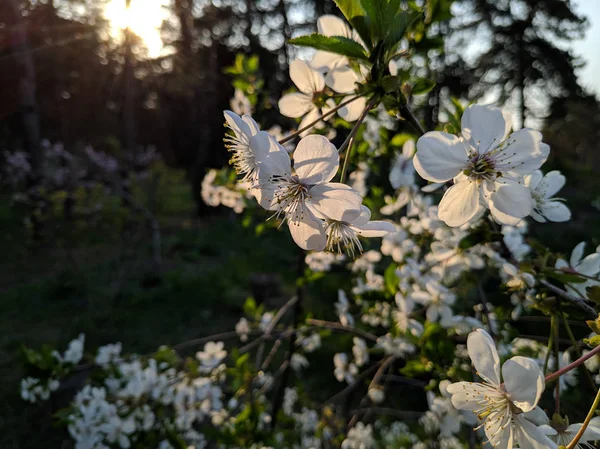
484 410 514 449
293 135 339 184
224 110 253 137
338 96 367 122
467 329 501 386
287 207 326 251
529 209 547 223
524 170 543 190
421 182 444 192
278 93 314 118
539 201 570 222
461 104 508 153
570 242 586 267
522 407 550 426
502 356 544 412
402 140 415 158
437 180 483 227
290 59 325 95
498 129 550 178
298 107 323 137
447 381 500 410
351 220 396 237
414 132 468 182
351 205 371 225
536 425 557 436
308 183 362 222
513 414 558 449
241 114 261 135
318 14 351 36
326 65 359 94
536 170 566 198
489 180 532 225
568 423 600 442
578 253 600 276
250 132 292 179
311 50 345 72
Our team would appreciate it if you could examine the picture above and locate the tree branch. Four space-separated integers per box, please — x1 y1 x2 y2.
540 280 597 318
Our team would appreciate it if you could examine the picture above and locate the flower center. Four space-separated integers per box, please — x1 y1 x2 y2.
225 133 255 180
269 175 310 223
463 153 499 181
326 221 362 256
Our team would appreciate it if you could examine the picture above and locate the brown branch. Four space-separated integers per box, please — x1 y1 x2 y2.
540 280 597 318
306 319 379 342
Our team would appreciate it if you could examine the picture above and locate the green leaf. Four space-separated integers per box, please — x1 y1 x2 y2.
584 335 600 348
360 0 386 43
400 360 431 376
333 0 372 48
587 286 600 304
544 270 588 284
387 11 421 45
288 34 369 61
412 78 436 95
334 0 365 22
380 75 402 93
390 133 413 147
587 317 600 335
384 263 399 294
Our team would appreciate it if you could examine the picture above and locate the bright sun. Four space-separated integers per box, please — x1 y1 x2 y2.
103 0 170 58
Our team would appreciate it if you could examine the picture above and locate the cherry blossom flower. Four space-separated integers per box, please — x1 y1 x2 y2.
333 353 358 383
278 60 335 135
325 205 396 256
224 111 290 184
414 104 549 227
555 242 600 298
524 170 570 222
310 15 365 93
257 134 363 250
411 281 456 325
230 88 252 115
447 329 552 449
538 421 600 449
342 422 374 449
390 140 417 190
196 342 227 372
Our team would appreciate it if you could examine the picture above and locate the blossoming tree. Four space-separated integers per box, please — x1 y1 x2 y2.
18 2 600 449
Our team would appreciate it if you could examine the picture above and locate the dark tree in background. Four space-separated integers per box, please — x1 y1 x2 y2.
0 0 595 216
449 0 588 128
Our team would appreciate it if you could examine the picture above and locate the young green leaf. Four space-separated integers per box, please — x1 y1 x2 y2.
412 78 436 95
288 34 369 61
333 0 372 48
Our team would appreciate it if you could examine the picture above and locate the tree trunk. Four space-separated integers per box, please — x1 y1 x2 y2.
10 0 43 241
10 0 41 176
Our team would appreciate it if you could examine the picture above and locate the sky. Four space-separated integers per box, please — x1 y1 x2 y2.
572 0 600 98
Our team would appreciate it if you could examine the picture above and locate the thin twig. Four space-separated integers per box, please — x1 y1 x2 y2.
540 280 597 318
546 344 600 383
339 98 378 184
554 314 560 414
350 407 424 420
173 331 244 352
562 313 598 392
398 103 425 136
278 94 366 145
306 319 379 342
270 250 305 428
256 295 299 366
477 280 494 339
325 362 382 406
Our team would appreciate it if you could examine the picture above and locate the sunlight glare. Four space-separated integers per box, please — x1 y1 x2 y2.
104 0 170 58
